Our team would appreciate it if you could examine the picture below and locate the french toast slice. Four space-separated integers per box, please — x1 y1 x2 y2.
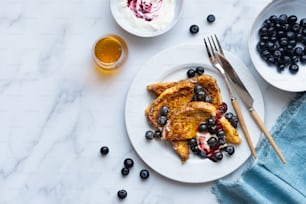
147 74 222 106
163 102 217 141
170 140 190 162
219 117 241 144
145 81 195 129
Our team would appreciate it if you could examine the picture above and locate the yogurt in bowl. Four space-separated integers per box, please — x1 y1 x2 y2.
111 0 183 37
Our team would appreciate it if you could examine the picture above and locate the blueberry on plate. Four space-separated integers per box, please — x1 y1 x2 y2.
145 130 154 140
289 64 299 74
187 68 196 78
224 145 235 155
153 130 162 138
117 189 127 199
198 150 207 159
196 66 205 75
198 122 208 133
189 24 199 34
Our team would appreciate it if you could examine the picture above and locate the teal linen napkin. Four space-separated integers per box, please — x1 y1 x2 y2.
212 92 306 204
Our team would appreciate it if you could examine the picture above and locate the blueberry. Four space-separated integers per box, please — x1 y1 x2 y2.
225 112 233 120
191 145 200 154
196 91 206 101
121 167 129 176
300 18 306 27
194 85 204 94
289 64 299 74
204 95 212 103
188 138 198 147
291 23 300 32
198 122 208 133
153 130 162 138
269 15 278 23
277 64 285 73
208 126 217 134
207 117 215 127
160 106 170 116
198 150 207 159
216 130 225 138
294 47 304 56
288 15 298 25
100 146 109 155
140 169 150 179
145 130 154 140
279 14 288 24
189 24 199 34
124 158 134 169
224 145 235 155
117 189 127 199
207 14 216 23
300 55 306 64
196 66 205 75
187 68 196 78
157 116 167 126
218 137 226 145
207 137 218 148
210 152 223 162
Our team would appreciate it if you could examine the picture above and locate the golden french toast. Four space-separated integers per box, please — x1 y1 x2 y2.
147 74 222 106
145 81 195 129
163 102 217 141
145 73 241 163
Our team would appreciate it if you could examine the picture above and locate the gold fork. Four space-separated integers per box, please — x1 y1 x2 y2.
204 35 257 158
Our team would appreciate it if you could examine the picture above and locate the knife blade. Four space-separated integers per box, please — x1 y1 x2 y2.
215 52 286 164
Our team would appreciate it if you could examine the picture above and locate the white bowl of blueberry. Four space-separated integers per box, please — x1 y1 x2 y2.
248 0 306 92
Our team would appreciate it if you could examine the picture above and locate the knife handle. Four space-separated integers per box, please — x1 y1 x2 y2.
250 109 286 164
231 98 257 158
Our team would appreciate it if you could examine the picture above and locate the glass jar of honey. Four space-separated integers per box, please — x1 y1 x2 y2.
93 34 128 71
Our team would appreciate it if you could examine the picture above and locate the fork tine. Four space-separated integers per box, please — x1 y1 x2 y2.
203 38 212 58
214 34 224 55
207 37 215 57
210 35 218 53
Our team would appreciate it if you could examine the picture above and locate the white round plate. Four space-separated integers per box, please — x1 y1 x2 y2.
125 43 264 183
110 0 183 37
249 0 306 92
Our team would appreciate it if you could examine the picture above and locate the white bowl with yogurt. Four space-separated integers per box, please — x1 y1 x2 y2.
110 0 184 37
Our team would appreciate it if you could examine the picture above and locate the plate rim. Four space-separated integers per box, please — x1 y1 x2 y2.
248 0 306 92
125 43 265 183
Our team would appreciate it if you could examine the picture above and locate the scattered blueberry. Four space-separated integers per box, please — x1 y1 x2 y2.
188 138 198 147
100 146 109 156
207 137 218 148
117 189 127 199
204 95 212 103
121 167 129 176
145 130 154 140
194 85 204 94
189 24 199 34
140 169 150 179
198 150 207 159
124 158 134 169
207 14 216 23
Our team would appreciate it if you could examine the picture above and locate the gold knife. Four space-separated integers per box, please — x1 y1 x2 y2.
215 52 286 164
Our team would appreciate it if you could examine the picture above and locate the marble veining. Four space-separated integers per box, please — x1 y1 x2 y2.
0 0 296 203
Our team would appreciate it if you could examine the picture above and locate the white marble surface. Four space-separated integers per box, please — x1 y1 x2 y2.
0 0 296 203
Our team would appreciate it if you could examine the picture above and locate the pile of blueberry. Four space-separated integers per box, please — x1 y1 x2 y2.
188 102 236 162
99 148 150 200
257 14 306 74
192 84 212 103
187 66 205 78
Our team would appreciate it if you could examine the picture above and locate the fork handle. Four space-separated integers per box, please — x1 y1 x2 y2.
249 109 286 164
231 98 257 158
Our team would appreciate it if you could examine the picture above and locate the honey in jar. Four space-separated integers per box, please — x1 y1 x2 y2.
93 34 128 71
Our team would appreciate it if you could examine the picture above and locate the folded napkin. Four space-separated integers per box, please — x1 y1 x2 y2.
212 92 306 204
